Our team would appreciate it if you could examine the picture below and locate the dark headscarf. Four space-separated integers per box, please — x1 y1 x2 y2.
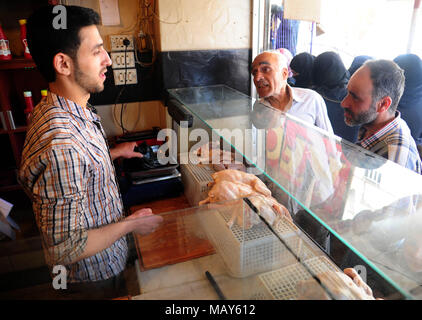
393 53 422 145
348 55 373 76
312 52 359 143
312 51 349 89
290 52 315 88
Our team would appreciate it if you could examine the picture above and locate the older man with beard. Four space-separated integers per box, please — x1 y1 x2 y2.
341 59 421 174
251 50 333 133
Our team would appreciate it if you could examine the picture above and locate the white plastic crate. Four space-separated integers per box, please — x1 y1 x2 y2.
254 256 341 300
180 163 215 206
201 204 317 278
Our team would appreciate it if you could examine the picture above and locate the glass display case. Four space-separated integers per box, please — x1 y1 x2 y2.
165 84 422 300
133 197 377 300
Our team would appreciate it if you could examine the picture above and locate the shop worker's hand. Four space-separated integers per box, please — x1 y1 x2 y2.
126 208 163 235
110 142 143 160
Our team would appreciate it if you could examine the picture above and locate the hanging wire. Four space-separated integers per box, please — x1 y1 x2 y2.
111 0 156 132
113 86 127 134
120 48 128 134
134 0 160 67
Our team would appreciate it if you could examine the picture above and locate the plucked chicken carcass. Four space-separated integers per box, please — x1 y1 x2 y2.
192 142 246 172
199 169 292 229
212 162 246 172
199 180 261 229
209 169 272 197
296 270 375 300
192 141 234 164
248 194 291 225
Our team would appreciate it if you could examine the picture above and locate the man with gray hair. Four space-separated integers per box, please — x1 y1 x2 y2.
341 59 421 173
251 50 333 132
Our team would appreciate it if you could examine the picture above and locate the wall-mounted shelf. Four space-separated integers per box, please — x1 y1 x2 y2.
0 58 37 71
0 58 47 197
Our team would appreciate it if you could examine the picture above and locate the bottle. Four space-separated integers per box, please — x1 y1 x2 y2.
23 91 34 124
0 23 12 60
41 89 48 99
19 19 32 59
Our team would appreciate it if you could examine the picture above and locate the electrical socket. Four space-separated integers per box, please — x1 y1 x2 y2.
109 35 135 51
113 68 138 85
111 51 135 69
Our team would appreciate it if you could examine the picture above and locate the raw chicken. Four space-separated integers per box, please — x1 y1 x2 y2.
199 169 292 229
199 180 255 204
192 142 246 172
296 270 375 300
192 142 235 165
199 180 260 229
248 194 292 223
209 169 272 197
212 163 246 172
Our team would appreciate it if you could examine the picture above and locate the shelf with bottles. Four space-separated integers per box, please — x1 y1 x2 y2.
10 131 27 166
0 135 16 168
0 132 26 193
10 126 28 133
0 67 47 130
0 126 27 136
0 57 36 70
0 168 21 193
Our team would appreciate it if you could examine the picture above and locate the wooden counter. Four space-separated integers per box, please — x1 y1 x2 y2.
130 195 215 271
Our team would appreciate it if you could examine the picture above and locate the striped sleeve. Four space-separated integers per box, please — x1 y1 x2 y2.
386 134 421 174
32 147 89 266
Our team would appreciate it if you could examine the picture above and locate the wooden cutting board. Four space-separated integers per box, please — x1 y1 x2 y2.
131 195 215 271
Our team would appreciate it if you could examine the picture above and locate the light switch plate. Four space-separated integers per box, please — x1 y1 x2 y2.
111 51 135 69
109 35 135 51
113 68 138 85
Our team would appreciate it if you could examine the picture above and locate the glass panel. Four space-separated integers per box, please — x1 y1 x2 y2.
127 198 378 299
168 84 422 299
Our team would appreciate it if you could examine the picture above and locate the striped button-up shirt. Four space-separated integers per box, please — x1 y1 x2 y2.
357 111 422 174
18 92 127 283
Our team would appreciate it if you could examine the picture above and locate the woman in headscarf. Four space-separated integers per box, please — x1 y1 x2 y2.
348 55 373 76
393 54 422 150
290 52 315 88
313 51 360 143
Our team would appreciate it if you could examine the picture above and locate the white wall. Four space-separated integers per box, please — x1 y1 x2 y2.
157 0 252 51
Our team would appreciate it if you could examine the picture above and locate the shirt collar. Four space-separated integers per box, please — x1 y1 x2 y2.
287 84 304 103
357 111 401 148
259 84 303 111
48 91 101 123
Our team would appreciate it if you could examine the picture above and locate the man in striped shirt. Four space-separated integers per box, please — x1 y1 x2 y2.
18 5 162 298
341 59 422 174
